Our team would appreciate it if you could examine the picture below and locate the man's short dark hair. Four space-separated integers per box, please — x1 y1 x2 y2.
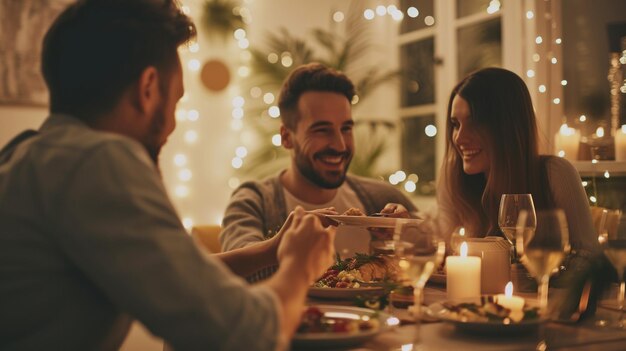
41 0 196 121
277 63 355 130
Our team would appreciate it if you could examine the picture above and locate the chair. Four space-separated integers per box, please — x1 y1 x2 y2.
191 225 222 253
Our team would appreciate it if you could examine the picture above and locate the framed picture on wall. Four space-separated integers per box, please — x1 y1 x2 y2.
0 0 71 107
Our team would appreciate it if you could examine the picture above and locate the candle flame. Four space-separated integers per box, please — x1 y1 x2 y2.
505 281 513 297
596 127 605 138
459 227 465 236
460 242 468 257
621 124 626 134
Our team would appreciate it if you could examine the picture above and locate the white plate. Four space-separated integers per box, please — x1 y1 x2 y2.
425 302 546 334
292 305 397 348
325 215 421 228
308 286 385 299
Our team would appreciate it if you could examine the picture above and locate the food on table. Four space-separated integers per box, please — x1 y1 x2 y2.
314 254 400 288
342 207 365 216
297 306 379 333
442 296 539 323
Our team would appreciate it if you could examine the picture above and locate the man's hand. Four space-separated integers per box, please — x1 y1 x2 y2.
379 203 410 218
307 207 340 227
369 203 410 240
264 206 336 343
277 206 336 284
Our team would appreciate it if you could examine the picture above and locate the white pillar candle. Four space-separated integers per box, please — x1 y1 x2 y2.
446 242 481 301
554 124 580 161
615 125 626 161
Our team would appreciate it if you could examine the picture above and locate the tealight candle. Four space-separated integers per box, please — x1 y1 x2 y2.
615 125 626 161
446 242 481 301
554 124 580 161
495 281 525 312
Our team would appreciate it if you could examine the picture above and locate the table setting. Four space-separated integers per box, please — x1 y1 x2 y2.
291 204 626 350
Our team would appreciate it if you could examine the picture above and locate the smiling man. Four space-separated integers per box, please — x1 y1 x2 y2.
220 63 417 280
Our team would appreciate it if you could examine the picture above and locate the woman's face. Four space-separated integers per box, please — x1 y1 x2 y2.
450 95 490 175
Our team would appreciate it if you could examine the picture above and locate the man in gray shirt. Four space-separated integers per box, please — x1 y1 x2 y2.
0 1 335 350
220 64 417 280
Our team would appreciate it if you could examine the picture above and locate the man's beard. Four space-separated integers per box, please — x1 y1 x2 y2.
293 143 351 189
142 103 166 168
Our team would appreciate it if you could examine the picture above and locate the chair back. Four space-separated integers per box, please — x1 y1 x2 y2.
191 225 222 253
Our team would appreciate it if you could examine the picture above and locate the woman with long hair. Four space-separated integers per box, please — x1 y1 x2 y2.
437 67 598 255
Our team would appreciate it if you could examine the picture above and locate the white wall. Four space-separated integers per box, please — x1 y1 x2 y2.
0 106 46 143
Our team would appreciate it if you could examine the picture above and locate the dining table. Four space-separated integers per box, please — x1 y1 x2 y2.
300 283 626 351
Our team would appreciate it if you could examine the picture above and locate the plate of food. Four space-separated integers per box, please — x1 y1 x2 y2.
292 305 399 348
308 254 398 299
325 214 401 228
425 297 545 334
320 207 422 229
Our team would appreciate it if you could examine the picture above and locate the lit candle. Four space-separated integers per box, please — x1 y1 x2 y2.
554 124 580 161
615 125 626 161
495 282 525 321
446 242 481 301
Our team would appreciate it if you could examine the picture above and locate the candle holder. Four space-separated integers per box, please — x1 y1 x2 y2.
589 136 615 161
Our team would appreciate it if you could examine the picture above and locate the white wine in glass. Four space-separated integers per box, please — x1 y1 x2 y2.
602 239 626 328
393 219 445 346
517 209 569 316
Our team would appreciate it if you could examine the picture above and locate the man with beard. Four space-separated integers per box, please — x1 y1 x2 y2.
220 63 417 281
0 1 336 350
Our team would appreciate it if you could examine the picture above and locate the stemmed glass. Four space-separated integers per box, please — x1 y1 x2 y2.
393 218 445 346
516 209 570 316
598 208 626 328
499 194 537 260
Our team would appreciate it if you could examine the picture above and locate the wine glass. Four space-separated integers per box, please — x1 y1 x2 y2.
449 226 467 255
393 218 445 345
499 194 537 245
598 208 626 328
516 209 570 316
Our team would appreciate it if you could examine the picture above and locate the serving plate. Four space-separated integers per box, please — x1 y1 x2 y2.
292 305 398 348
325 215 422 228
308 286 385 299
425 302 546 334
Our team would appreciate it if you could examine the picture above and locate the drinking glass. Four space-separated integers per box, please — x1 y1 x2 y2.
598 209 626 328
449 226 467 255
516 209 570 316
499 194 537 245
393 218 445 345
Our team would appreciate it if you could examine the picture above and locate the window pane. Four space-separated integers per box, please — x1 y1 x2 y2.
400 0 434 34
457 0 504 18
401 38 435 106
562 0 626 134
401 115 436 195
457 18 502 79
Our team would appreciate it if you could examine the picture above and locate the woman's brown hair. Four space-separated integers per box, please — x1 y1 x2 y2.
442 67 554 236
